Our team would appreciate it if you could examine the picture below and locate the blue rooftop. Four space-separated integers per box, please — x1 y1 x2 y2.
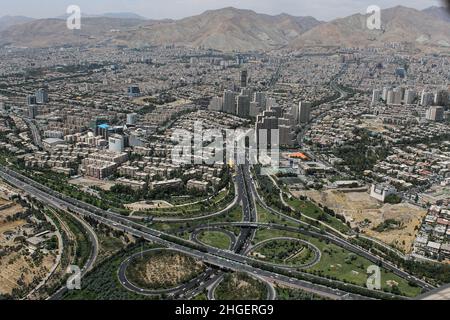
98 124 110 129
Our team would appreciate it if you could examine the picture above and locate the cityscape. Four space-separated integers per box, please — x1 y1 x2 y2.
0 0 449 307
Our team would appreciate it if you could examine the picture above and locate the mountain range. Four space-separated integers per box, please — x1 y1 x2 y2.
0 5 449 51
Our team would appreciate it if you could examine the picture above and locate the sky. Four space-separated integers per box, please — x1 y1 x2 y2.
0 0 444 21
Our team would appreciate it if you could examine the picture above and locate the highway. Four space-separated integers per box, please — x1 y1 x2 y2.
0 165 371 300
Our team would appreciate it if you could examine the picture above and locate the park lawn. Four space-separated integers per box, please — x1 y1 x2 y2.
252 228 421 297
198 230 231 250
286 198 350 233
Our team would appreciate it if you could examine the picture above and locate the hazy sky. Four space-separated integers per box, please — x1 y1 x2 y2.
0 0 444 21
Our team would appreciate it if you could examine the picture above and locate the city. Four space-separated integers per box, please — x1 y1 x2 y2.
0 0 449 309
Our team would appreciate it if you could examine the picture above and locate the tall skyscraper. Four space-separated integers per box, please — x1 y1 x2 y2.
28 104 38 119
236 94 250 118
35 88 49 104
27 95 37 106
240 69 248 88
126 113 137 126
371 90 381 105
435 89 449 107
223 90 236 115
109 134 125 153
386 90 395 105
393 88 403 105
298 101 312 124
208 96 224 112
426 106 445 122
404 89 416 105
421 90 434 106
253 92 266 109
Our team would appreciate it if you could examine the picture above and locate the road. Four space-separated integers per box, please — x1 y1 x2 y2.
0 165 371 300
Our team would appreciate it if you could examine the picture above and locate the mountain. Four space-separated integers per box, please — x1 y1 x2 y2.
1 6 449 51
101 12 148 20
290 6 450 48
0 7 321 50
0 15 34 31
113 7 323 51
422 6 450 23
0 17 149 48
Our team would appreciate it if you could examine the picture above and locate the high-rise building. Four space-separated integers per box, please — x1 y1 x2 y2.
278 118 295 146
298 101 312 124
249 101 262 117
255 110 279 148
208 96 223 112
236 94 250 118
240 69 248 88
371 90 381 105
404 89 416 104
28 104 38 119
35 88 49 104
223 90 236 115
426 106 445 122
421 90 434 106
382 87 391 101
386 90 395 105
253 92 266 109
126 113 138 126
435 89 449 107
109 134 125 153
27 95 37 106
393 88 403 105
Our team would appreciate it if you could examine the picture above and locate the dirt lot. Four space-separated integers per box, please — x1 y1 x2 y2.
69 177 115 191
125 200 173 211
293 189 427 253
0 201 56 296
0 251 55 295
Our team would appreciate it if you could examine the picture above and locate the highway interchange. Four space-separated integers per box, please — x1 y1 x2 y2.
0 159 437 300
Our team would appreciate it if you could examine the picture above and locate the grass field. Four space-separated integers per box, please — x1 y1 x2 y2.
252 228 421 297
197 230 231 250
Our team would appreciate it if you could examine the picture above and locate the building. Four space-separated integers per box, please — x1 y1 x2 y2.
253 92 266 109
126 113 137 126
223 90 236 115
35 88 49 104
255 110 279 148
150 178 183 190
426 106 445 122
236 94 250 118
109 134 125 153
27 95 37 106
404 89 416 104
370 184 397 202
371 90 381 105
435 89 449 107
187 179 209 191
393 88 403 105
298 101 312 124
386 90 395 105
208 96 223 112
28 104 38 119
128 85 141 97
421 91 434 107
240 69 248 88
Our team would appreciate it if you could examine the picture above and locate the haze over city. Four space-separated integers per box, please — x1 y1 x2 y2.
0 0 444 20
